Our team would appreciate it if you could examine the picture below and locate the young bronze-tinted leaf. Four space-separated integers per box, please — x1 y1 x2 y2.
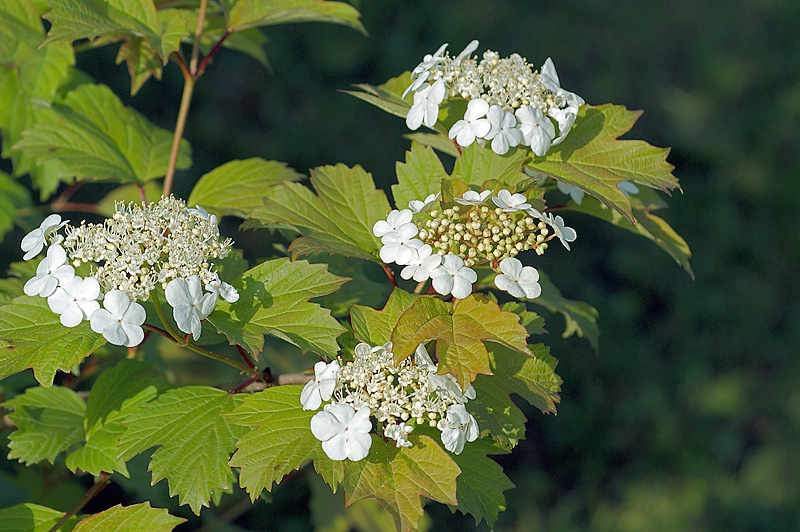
566 192 694 277
117 386 246 514
0 295 106 386
14 84 191 185
66 360 164 476
532 271 599 350
71 503 185 532
350 288 418 346
3 386 86 465
528 104 680 223
247 163 389 261
0 503 79 532
342 435 459 532
208 258 347 358
392 142 448 210
223 0 366 33
391 295 532 388
448 438 514 527
188 158 303 218
450 143 529 189
226 385 344 498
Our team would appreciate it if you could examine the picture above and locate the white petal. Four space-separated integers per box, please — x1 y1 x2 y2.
311 409 343 441
345 431 372 461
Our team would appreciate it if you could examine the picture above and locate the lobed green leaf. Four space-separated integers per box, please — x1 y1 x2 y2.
532 271 599 350
71 503 185 531
392 142 449 210
222 0 366 34
0 171 32 243
0 503 79 532
351 288 418 346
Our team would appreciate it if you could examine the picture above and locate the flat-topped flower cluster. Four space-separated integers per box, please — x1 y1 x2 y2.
373 189 576 299
302 341 479 460
403 40 585 156
21 196 238 347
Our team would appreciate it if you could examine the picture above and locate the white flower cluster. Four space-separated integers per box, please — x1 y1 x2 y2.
404 40 585 156
373 189 577 299
302 342 479 460
20 197 239 347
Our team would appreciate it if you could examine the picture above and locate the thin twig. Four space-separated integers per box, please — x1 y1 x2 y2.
235 344 257 370
150 290 183 343
162 74 194 197
381 263 397 287
47 472 110 532
137 184 148 206
413 280 427 294
196 31 230 77
189 0 208 76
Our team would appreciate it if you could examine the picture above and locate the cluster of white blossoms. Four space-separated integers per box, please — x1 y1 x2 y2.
20 197 239 347
373 189 576 299
403 40 585 156
301 342 479 460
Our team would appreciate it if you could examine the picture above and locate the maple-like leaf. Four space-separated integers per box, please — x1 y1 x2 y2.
71 503 185 532
350 288 418 346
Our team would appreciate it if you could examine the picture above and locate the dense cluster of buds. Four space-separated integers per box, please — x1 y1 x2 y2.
374 189 576 299
302 342 479 460
403 40 585 155
20 197 238 346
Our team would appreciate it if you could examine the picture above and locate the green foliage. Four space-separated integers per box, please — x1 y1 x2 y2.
0 171 31 242
391 295 532 388
392 142 448 210
450 144 530 190
187 157 303 218
70 503 185 531
116 386 245 514
0 296 106 386
208 257 347 358
247 163 390 261
3 386 86 465
533 271 600 350
226 385 344 498
0 503 79 532
341 435 460 532
350 288 418 345
14 84 191 186
222 0 366 34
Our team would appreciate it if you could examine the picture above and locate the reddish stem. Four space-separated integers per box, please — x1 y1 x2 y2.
235 345 257 370
381 263 397 287
196 31 230 77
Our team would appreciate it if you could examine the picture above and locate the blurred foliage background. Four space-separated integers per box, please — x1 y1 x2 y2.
2 0 799 530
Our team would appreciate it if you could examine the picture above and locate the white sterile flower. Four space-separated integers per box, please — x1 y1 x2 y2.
165 275 218 340
21 214 66 261
379 225 422 265
431 254 477 299
494 257 541 299
515 106 555 156
453 39 479 65
539 57 561 91
206 273 239 303
403 43 449 98
406 79 445 130
408 193 440 214
90 290 146 347
618 180 640 197
310 404 372 461
549 91 584 146
47 276 101 327
492 189 531 212
485 105 521 155
525 207 547 222
385 422 413 448
545 213 578 250
439 404 479 454
454 190 492 205
372 209 413 238
300 360 341 410
188 205 218 228
449 98 491 147
23 244 75 298
400 244 442 282
557 182 585 205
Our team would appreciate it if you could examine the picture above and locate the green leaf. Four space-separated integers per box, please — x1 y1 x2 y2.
499 300 546 336
3 386 86 465
208 257 347 358
450 143 530 189
532 271 599 350
14 83 191 185
342 435 459 532
44 0 187 63
403 132 460 157
71 503 185 532
309 255 391 318
226 385 344 498
391 294 532 389
391 142 449 210
117 386 246 514
188 158 303 218
0 262 36 305
448 438 514 527
246 163 390 261
343 73 413 123
0 503 79 532
0 295 106 386
528 104 680 223
566 191 694 277
66 360 165 476
0 170 31 242
223 0 366 34
351 288 418 346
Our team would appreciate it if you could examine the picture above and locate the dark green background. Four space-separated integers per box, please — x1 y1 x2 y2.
5 0 800 530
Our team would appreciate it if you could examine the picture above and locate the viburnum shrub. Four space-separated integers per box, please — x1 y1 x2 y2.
0 2 692 531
